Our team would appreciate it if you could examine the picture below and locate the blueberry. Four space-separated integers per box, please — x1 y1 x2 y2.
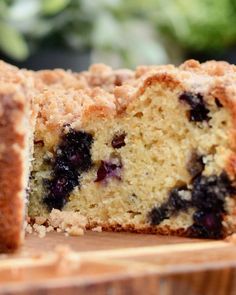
58 131 93 172
187 224 223 239
68 153 82 166
192 173 235 211
43 129 93 210
49 175 78 198
219 172 236 195
111 132 126 149
179 92 210 122
215 98 223 108
148 186 191 225
186 152 204 179
193 210 222 231
168 186 191 211
188 210 223 239
95 159 122 182
187 172 235 238
149 205 169 225
43 194 67 211
63 129 93 148
54 161 70 174
148 171 235 237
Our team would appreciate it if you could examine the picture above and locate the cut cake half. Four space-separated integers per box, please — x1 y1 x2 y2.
28 60 236 239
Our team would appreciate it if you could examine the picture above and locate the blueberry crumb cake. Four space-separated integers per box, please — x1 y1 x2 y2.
29 60 236 240
2 59 236 252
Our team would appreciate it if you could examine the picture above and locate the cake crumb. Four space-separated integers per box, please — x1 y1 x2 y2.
25 223 33 234
25 221 48 237
46 225 54 233
27 209 87 237
33 224 47 238
66 226 84 236
48 209 87 236
225 233 236 244
92 226 102 232
35 216 47 225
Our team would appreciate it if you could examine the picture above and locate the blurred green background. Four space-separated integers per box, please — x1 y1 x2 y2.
0 0 236 70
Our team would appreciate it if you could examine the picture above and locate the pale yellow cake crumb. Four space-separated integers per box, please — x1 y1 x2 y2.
28 209 87 237
48 209 87 236
225 233 236 244
91 226 102 232
35 216 47 225
26 223 53 238
66 226 84 236
25 223 33 234
46 225 54 233
33 224 47 238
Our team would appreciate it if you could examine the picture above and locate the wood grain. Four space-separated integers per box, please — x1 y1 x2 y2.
0 231 235 295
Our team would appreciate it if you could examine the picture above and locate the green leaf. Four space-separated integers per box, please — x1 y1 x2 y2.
0 22 29 60
154 0 236 51
41 0 71 15
0 1 8 18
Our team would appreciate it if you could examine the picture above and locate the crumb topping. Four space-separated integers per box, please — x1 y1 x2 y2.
27 209 88 237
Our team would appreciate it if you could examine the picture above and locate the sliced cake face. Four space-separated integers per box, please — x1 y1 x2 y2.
29 61 236 239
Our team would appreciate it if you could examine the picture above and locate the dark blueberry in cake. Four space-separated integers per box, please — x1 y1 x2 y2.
188 209 223 239
149 186 191 225
193 210 222 231
59 130 93 172
187 223 223 239
179 92 210 122
95 158 122 182
149 170 235 238
49 174 78 198
149 205 169 225
111 132 126 149
219 172 236 195
168 186 191 211
54 162 70 175
43 194 67 212
43 129 93 210
186 152 204 179
192 172 235 211
215 98 223 108
188 172 235 238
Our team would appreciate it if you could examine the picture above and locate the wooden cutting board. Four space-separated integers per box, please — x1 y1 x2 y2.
0 231 236 295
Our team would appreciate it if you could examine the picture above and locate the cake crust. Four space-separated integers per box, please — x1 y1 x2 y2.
0 86 25 251
0 61 32 252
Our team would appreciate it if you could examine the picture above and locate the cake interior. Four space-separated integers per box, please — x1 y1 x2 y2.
28 81 236 238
